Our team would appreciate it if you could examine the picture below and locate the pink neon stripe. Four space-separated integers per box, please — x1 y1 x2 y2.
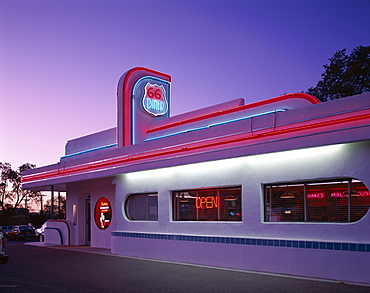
149 98 245 130
22 110 370 184
147 93 320 134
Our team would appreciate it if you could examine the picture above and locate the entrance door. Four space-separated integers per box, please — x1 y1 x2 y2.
85 199 91 245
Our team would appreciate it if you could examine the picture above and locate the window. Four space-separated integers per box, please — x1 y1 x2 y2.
125 193 158 221
173 187 242 221
264 179 370 222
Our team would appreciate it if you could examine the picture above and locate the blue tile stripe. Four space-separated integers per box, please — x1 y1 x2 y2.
111 231 370 253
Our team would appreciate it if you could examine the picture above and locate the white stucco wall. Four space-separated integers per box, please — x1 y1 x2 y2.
44 220 72 245
114 141 370 243
112 140 370 284
66 178 115 248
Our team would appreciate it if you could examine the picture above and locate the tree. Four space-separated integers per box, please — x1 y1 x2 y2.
10 163 37 210
44 194 66 220
0 162 15 210
0 162 40 224
307 46 370 102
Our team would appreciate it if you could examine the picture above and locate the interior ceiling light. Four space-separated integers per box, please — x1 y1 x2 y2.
224 194 237 201
280 191 295 199
345 190 359 197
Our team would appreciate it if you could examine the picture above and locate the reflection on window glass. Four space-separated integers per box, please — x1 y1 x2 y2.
265 179 370 222
125 193 158 221
173 187 242 221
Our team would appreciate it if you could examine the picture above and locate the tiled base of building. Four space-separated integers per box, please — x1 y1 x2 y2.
112 232 370 285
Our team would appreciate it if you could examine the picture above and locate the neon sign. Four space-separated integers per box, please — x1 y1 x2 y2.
331 191 370 198
358 191 370 197
196 196 218 209
94 197 112 230
142 82 168 116
307 192 325 199
331 192 345 198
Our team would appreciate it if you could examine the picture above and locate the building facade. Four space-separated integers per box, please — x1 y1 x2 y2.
23 68 370 284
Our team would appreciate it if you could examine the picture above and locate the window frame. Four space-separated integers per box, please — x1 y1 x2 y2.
125 193 158 221
172 186 242 222
264 178 370 223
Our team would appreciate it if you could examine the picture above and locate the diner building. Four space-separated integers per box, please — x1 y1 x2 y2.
22 67 370 284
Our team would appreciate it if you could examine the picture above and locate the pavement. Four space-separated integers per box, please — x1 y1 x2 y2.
5 241 370 292
26 241 112 255
25 241 370 289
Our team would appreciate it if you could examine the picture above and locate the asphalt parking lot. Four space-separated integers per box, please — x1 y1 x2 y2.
1 240 369 292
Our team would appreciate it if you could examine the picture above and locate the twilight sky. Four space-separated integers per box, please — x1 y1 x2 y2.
0 0 369 169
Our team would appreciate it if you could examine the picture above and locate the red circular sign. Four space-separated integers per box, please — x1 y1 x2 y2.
94 197 112 230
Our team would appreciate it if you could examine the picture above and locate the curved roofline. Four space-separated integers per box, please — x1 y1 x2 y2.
147 93 319 134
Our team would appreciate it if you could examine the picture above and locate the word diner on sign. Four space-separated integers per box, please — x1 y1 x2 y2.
142 82 168 116
196 196 218 209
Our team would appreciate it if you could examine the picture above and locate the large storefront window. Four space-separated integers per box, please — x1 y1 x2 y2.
125 193 158 221
173 187 242 221
264 179 370 222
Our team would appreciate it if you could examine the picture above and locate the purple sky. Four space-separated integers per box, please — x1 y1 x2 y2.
1 0 369 169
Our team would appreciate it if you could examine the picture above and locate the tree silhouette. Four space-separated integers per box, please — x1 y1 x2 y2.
0 162 40 224
307 46 370 101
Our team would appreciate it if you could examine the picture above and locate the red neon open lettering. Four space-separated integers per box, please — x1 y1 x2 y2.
196 196 218 209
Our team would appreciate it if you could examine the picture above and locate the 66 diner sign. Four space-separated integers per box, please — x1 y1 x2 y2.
142 82 168 116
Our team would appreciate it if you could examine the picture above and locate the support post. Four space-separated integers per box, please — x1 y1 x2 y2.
58 191 61 219
51 185 54 220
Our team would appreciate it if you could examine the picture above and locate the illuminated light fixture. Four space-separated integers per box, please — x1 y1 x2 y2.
281 195 295 199
178 192 196 202
224 194 237 201
117 156 241 182
351 190 359 197
246 144 343 165
344 190 360 197
280 190 295 199
179 193 189 202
